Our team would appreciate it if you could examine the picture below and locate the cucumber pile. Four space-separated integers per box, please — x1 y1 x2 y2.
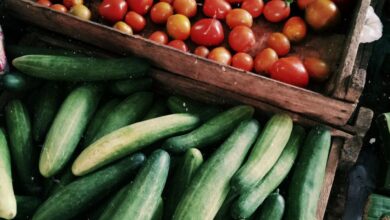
0 54 332 220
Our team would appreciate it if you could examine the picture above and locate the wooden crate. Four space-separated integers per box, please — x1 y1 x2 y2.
2 0 371 126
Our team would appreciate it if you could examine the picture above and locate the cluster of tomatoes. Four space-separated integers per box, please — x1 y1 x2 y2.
36 0 92 20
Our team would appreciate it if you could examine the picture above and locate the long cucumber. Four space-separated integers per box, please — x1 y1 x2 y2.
255 191 285 220
143 99 168 120
109 78 153 95
14 196 42 220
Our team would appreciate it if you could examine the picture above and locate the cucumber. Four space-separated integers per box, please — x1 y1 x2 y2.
44 168 75 197
110 78 153 95
1 71 42 91
364 194 390 220
72 114 200 176
14 196 42 220
39 84 101 177
143 99 169 120
98 184 130 220
231 126 305 219
377 113 390 190
111 150 170 220
0 129 17 220
33 153 145 220
152 198 164 220
231 113 293 193
214 191 238 220
172 119 260 220
12 55 149 81
91 92 154 142
163 105 254 153
286 125 331 220
5 99 40 194
32 83 62 142
6 45 81 58
165 148 204 219
255 191 285 220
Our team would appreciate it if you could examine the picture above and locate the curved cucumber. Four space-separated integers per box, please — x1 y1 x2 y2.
163 105 254 153
15 196 42 220
72 114 200 176
143 99 168 120
110 78 153 95
172 120 260 220
255 191 285 220
231 114 293 193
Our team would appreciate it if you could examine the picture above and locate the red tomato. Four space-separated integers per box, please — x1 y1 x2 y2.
263 0 290 23
113 21 133 34
226 0 243 3
228 25 256 53
50 4 67 12
283 16 307 42
36 0 51 7
305 0 340 31
190 19 224 47
149 31 169 44
254 48 278 75
125 11 146 32
168 40 189 52
303 57 330 82
203 0 232 20
208 47 232 65
270 57 309 87
173 0 198 18
194 46 210 57
241 0 264 18
127 0 153 15
267 32 290 56
167 14 191 40
226 9 253 29
297 0 315 9
63 0 83 9
99 0 128 23
69 4 91 20
232 53 254 71
150 2 174 24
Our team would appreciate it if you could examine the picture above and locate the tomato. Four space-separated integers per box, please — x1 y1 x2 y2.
283 17 307 43
241 0 264 18
305 0 340 31
150 2 174 24
69 4 91 20
160 0 173 3
228 25 255 53
168 40 188 52
50 4 67 12
226 9 253 29
167 14 191 40
113 21 133 34
208 47 232 65
267 32 290 56
226 0 243 3
149 31 169 44
63 0 83 9
37 0 52 7
297 0 315 9
254 48 278 75
232 53 254 71
194 46 210 57
191 19 224 47
125 11 146 32
303 57 330 82
99 0 127 23
263 0 290 23
270 57 309 87
127 0 153 15
203 0 232 20
173 0 197 18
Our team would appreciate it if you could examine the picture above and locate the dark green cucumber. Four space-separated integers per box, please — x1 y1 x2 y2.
5 99 40 194
39 84 101 177
72 114 200 176
231 125 305 219
111 150 170 220
214 191 238 220
173 120 260 220
1 71 42 91
167 95 223 121
163 105 254 153
286 125 331 220
377 113 390 190
6 45 81 58
165 148 204 219
98 184 130 220
143 99 169 120
231 113 293 193
33 153 145 220
32 83 62 142
12 55 149 81
255 191 285 220
45 168 75 197
91 92 154 142
152 198 163 220
110 78 153 95
364 194 390 220
0 129 17 220
14 196 42 220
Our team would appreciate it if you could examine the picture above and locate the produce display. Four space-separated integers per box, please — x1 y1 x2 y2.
364 194 390 220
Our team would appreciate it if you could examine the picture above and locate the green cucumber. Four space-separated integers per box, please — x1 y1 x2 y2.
231 113 293 193
110 78 153 95
14 196 42 220
1 71 42 91
143 99 169 120
231 125 305 219
33 153 145 220
364 194 390 220
165 148 204 219
91 92 154 142
167 96 223 121
214 191 238 220
163 105 254 153
286 125 331 220
111 150 170 220
377 113 390 190
152 198 163 220
12 55 149 81
6 45 81 58
255 191 285 220
72 114 200 176
45 168 75 197
0 129 17 220
39 84 101 177
172 119 260 220
97 185 130 220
